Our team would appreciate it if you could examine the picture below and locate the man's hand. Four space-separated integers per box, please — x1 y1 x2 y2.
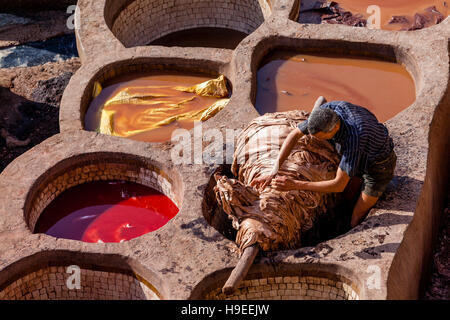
272 176 303 191
251 174 276 189
250 128 304 191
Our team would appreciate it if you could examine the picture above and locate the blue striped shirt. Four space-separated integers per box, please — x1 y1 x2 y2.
298 101 394 177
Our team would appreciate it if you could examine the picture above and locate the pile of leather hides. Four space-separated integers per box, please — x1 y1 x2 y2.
214 110 341 253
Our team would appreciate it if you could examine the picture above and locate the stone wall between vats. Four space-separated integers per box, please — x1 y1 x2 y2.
205 275 359 300
26 156 180 233
0 266 158 300
108 0 267 47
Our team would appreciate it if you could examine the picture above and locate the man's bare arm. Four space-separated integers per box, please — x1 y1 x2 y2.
272 127 303 175
251 128 304 188
272 167 350 193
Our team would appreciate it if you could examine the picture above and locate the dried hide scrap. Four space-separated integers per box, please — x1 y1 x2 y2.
175 74 229 98
214 110 341 253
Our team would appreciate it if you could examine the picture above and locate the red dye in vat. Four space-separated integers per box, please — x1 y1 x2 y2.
34 181 179 243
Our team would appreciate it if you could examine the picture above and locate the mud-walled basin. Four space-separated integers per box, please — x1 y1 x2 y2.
0 251 164 300
254 50 416 121
33 181 179 243
248 38 419 119
59 56 234 142
84 70 232 143
104 0 272 48
25 152 182 240
190 263 364 300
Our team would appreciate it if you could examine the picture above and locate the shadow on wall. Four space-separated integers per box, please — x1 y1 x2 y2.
354 243 400 260
149 27 249 49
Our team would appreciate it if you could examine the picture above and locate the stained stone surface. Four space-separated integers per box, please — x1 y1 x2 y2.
0 0 448 300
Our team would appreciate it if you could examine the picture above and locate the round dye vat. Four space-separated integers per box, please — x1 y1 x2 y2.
85 72 228 143
149 27 248 49
34 181 179 243
331 0 448 30
255 52 416 122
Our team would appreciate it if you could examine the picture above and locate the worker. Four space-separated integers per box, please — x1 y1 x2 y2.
251 99 397 228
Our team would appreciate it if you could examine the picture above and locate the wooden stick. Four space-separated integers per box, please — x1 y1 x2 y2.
222 244 259 295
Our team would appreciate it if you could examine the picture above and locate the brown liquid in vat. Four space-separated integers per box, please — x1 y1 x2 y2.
85 72 224 143
255 52 416 122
